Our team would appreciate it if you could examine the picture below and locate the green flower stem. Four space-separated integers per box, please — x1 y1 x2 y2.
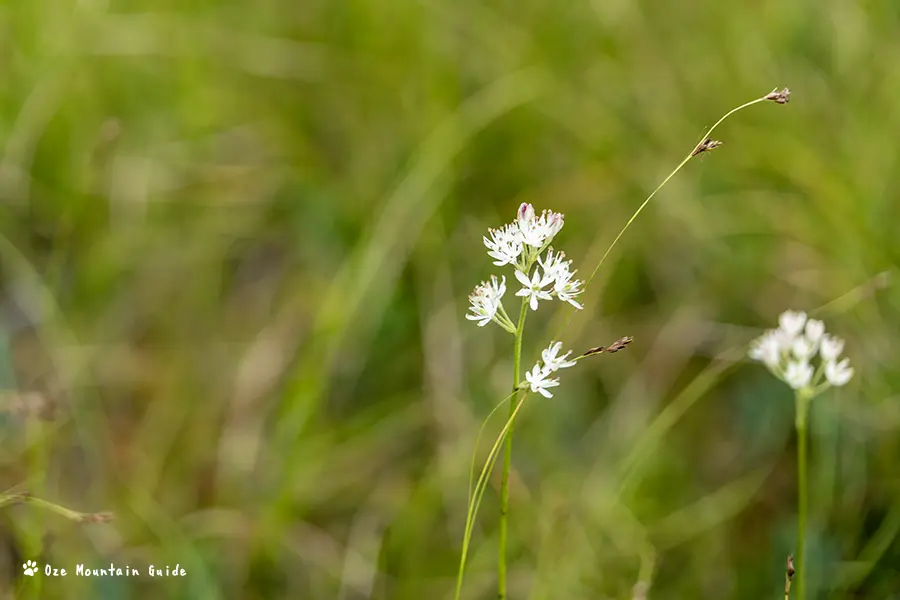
499 297 528 600
496 301 517 333
794 390 811 600
454 392 528 600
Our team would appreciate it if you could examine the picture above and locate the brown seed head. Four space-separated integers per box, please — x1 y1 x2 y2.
765 87 791 104
581 336 633 358
691 138 724 157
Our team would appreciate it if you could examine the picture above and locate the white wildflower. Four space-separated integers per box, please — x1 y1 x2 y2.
515 268 554 311
553 270 584 309
524 364 559 398
804 319 825 343
541 341 577 372
778 310 807 338
825 358 854 387
749 330 785 369
819 334 845 362
465 275 505 327
749 310 853 394
483 224 523 267
537 209 564 243
517 202 535 224
538 249 569 279
791 336 816 361
516 203 546 247
784 360 813 390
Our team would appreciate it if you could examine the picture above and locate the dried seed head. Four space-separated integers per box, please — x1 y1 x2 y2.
606 336 634 353
691 138 724 157
765 87 791 104
581 336 633 357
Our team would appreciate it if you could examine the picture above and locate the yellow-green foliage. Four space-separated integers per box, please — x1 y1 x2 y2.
0 1 898 598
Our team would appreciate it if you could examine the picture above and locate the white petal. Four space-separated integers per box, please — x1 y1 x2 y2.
514 269 532 288
791 336 816 360
804 319 825 342
825 358 853 386
778 310 807 337
517 203 535 224
783 360 813 390
820 334 845 362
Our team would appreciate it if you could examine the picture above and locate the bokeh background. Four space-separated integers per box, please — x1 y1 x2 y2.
1 1 899 598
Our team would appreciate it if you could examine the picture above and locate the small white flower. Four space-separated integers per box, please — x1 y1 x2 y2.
516 203 546 248
825 358 854 386
819 334 845 362
553 271 584 309
466 275 506 327
515 268 554 311
804 319 825 343
538 248 569 279
791 336 816 361
778 310 808 338
537 209 564 242
749 311 854 394
483 224 523 267
517 202 535 224
749 330 783 368
541 341 577 372
784 360 814 390
524 364 559 398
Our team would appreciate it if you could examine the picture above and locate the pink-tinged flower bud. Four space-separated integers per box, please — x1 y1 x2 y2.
517 202 535 224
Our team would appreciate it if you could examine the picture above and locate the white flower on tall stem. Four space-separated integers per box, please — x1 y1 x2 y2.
748 329 784 369
538 249 569 279
819 334 844 362
541 341 577 372
784 360 814 390
516 203 546 248
537 249 584 309
748 309 853 396
524 364 559 398
536 209 564 243
791 336 816 361
465 275 506 327
778 310 808 338
483 224 523 268
517 202 535 225
804 319 825 343
748 306 854 600
514 268 554 311
825 357 853 387
553 270 584 309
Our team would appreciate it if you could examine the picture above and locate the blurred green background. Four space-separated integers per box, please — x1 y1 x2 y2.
1 0 899 598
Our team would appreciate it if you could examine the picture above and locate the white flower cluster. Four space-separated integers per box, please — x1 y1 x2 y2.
523 341 577 398
749 310 853 392
466 203 584 330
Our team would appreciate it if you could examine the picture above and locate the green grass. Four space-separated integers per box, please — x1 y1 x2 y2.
1 1 899 598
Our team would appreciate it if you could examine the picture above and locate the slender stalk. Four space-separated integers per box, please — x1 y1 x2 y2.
583 96 768 290
499 297 528 600
794 391 810 600
454 393 528 600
